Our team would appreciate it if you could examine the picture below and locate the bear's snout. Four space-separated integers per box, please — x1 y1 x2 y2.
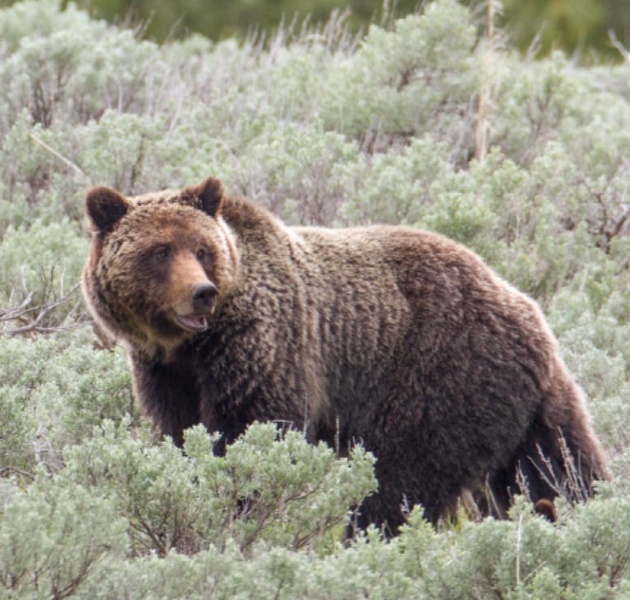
192 283 218 313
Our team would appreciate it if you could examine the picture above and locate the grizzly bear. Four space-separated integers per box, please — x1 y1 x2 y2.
82 176 609 533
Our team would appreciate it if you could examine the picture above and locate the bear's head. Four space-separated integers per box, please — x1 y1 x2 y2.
82 177 238 356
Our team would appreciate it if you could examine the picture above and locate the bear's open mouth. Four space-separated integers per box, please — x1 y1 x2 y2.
175 313 209 333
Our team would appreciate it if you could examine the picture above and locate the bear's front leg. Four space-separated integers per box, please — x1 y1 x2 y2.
198 373 313 456
130 350 201 447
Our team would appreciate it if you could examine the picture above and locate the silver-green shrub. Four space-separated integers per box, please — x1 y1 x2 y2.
59 421 376 557
0 331 134 472
0 478 128 598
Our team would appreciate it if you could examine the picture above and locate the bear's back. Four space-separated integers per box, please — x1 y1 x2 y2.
288 224 554 410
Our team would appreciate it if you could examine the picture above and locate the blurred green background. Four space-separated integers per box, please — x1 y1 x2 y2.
2 0 626 62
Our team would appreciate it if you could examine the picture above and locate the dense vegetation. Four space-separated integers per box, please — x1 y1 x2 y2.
1 0 630 596
46 0 630 63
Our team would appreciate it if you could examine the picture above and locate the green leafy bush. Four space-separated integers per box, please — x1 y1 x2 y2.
0 219 86 328
0 478 128 598
0 331 134 472
59 421 376 557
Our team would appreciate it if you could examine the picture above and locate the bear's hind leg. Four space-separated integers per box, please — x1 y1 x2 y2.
487 371 608 516
485 415 567 515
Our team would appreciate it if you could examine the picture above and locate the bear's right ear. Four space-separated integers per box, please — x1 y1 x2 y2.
85 187 130 233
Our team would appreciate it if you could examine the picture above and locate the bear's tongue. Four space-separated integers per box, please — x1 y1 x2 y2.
177 314 208 332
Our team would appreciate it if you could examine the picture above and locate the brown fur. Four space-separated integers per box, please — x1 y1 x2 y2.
82 177 609 533
534 499 558 523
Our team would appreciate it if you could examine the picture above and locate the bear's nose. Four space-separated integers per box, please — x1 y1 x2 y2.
192 283 218 312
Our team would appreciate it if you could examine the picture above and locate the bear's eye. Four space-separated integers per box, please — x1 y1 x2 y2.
197 247 210 261
153 246 171 263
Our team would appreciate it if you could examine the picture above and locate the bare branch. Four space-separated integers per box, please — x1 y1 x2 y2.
29 133 90 184
0 466 36 482
0 292 34 322
609 29 630 62
0 283 82 336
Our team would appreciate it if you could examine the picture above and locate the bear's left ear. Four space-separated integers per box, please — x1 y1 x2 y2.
86 187 130 233
181 177 225 218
